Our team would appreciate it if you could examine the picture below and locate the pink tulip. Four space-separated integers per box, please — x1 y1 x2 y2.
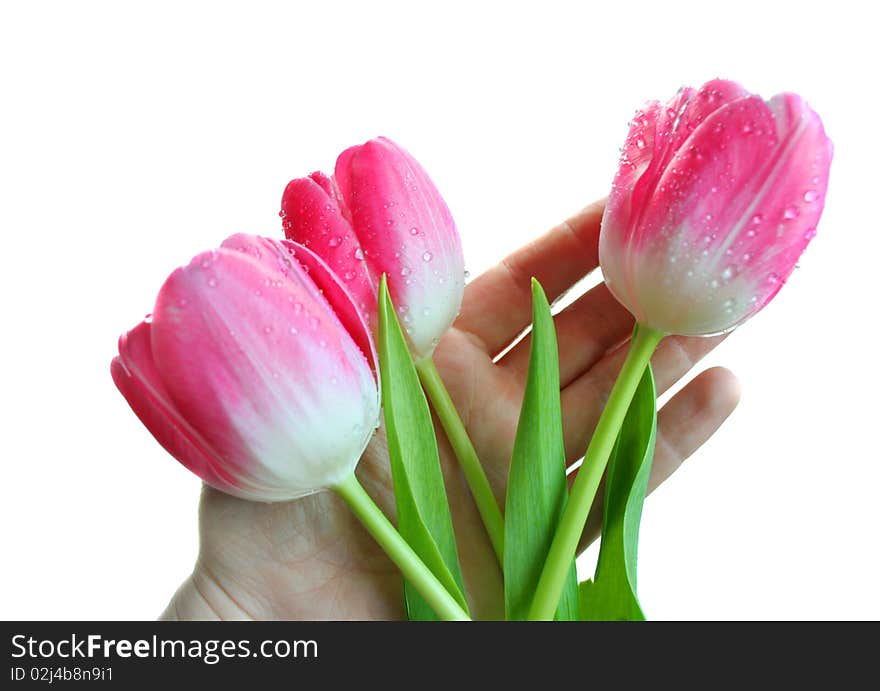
599 79 833 336
281 136 464 359
111 233 380 502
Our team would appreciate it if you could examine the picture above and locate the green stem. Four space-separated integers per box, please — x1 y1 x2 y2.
416 356 505 564
527 324 664 620
332 473 470 622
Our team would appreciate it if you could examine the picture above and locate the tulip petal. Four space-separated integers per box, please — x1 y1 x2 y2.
219 233 378 374
150 237 380 499
280 174 377 328
111 320 246 496
335 137 465 357
600 80 832 336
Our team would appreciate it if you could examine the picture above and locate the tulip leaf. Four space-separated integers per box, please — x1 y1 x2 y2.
504 279 579 621
377 276 469 620
578 361 656 621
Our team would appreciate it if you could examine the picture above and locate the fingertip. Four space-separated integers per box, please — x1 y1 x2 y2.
695 366 742 415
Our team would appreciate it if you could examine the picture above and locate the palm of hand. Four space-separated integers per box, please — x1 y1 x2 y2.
164 202 740 621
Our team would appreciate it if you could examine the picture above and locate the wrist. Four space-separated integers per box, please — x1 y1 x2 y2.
160 567 255 621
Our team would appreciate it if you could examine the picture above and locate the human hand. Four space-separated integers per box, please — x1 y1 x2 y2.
162 199 740 620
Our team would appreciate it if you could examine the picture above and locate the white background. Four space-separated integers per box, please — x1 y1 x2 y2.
1 0 877 620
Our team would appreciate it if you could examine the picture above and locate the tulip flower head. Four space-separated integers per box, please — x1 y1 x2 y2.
599 79 833 336
281 137 465 359
111 234 380 502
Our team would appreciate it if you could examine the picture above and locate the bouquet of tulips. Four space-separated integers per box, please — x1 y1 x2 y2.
112 80 831 621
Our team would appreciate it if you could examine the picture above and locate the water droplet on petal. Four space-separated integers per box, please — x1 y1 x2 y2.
289 326 298 335
207 277 217 287
263 326 273 334
804 228 817 241
401 267 411 277
328 236 341 248
783 205 799 220
422 251 433 262
721 266 733 280
709 279 719 289
354 247 365 260
422 307 431 317
803 190 819 203
635 137 646 149
409 227 419 235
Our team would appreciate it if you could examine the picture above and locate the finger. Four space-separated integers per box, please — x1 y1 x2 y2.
455 199 605 356
500 281 635 388
561 332 726 462
649 366 741 492
573 366 741 551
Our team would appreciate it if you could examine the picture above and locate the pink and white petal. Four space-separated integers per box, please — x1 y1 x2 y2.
335 137 465 357
279 238 378 375
219 234 377 374
151 244 379 498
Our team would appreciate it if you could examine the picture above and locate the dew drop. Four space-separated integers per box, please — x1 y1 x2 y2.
743 252 752 261
289 326 298 335
709 279 719 289
804 228 817 241
750 214 763 225
768 272 781 285
721 266 733 280
409 227 419 235
207 277 217 287
263 325 273 334
422 251 433 262
783 205 799 220
401 267 411 277
328 236 341 248
422 307 431 317
293 302 303 314
803 190 819 203
635 137 646 149
723 298 736 313
354 247 365 260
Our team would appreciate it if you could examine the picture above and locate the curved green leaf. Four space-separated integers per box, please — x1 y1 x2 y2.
377 276 469 620
504 279 578 621
579 359 656 621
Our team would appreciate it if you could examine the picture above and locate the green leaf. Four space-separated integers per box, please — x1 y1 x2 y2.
377 276 469 620
504 279 579 621
578 358 657 621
